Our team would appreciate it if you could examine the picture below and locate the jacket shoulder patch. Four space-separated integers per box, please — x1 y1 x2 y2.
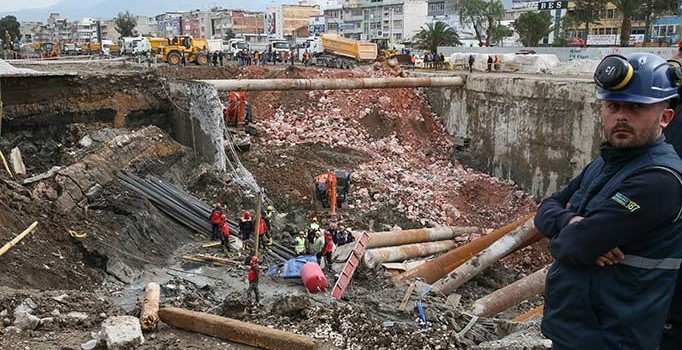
611 192 641 212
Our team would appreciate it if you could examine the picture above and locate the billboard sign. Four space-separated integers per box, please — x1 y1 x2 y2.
587 34 617 46
538 1 568 10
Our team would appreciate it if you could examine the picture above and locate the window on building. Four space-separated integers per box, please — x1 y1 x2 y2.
395 6 403 14
606 9 615 19
631 27 645 35
393 20 402 28
394 33 401 39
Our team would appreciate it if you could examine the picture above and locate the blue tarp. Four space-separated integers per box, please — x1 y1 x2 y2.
267 255 318 279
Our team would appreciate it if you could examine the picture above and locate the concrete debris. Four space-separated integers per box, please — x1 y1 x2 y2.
21 166 62 185
13 298 37 316
13 311 40 331
9 148 26 175
100 316 145 349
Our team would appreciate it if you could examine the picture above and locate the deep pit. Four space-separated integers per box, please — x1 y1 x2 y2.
0 61 551 350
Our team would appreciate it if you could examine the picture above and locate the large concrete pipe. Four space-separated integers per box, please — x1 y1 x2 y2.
363 240 458 269
472 265 549 318
432 219 540 295
366 226 478 249
199 76 465 91
395 213 534 284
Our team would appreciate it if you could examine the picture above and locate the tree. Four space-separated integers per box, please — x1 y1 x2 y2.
611 0 642 46
513 12 554 46
488 24 513 46
640 0 677 42
414 21 461 52
571 0 608 45
450 0 505 46
483 0 505 46
0 16 20 47
115 11 137 37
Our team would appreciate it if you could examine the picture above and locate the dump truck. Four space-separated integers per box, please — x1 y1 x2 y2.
156 35 209 65
302 34 377 69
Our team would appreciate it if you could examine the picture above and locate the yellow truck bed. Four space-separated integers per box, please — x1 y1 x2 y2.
321 34 377 61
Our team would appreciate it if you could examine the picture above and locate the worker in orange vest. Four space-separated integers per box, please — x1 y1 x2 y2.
316 230 334 271
253 50 261 66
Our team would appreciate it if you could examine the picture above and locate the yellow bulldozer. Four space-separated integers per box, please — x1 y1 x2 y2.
32 41 60 58
157 35 209 65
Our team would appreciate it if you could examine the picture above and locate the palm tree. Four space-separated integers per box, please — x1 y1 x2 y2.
611 0 642 46
414 21 462 53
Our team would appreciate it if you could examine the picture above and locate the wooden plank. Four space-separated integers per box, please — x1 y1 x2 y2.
202 242 221 248
398 283 416 311
0 221 38 258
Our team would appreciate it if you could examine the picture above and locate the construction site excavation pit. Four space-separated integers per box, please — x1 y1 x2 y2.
0 61 552 350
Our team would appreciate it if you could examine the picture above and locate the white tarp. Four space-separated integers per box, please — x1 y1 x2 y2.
448 53 560 73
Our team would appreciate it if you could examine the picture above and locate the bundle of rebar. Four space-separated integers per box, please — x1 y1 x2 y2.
117 172 296 260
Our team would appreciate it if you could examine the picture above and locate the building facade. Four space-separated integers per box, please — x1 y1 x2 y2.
265 4 321 39
134 16 158 37
155 12 184 38
326 0 427 42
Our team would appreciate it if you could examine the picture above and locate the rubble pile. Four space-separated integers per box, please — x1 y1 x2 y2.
232 294 513 350
240 64 535 228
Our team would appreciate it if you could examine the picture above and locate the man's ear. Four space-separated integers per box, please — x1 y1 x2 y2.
661 108 675 128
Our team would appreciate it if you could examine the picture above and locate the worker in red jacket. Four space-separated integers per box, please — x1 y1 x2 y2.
220 214 231 254
258 216 268 250
209 202 224 241
244 256 260 304
316 230 334 271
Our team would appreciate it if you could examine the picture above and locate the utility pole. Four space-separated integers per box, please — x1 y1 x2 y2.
253 194 263 258
0 77 3 138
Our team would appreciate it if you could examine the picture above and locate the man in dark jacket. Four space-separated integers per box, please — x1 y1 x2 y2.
239 211 253 251
535 52 682 349
468 54 474 73
661 85 682 350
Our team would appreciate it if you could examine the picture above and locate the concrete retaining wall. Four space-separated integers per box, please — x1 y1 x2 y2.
436 46 678 62
426 73 601 198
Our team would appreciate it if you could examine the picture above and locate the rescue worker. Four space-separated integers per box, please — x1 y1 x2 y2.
220 214 231 254
410 54 417 70
486 55 493 72
263 205 274 246
253 50 260 66
209 202 224 241
302 50 310 67
493 55 500 71
307 217 320 244
312 230 324 255
239 211 253 251
661 59 682 350
244 256 260 304
279 50 286 64
294 231 306 256
468 54 474 73
535 52 682 349
337 226 355 246
290 49 295 65
258 216 268 250
317 230 334 271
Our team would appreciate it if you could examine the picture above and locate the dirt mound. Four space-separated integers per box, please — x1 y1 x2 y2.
223 65 536 230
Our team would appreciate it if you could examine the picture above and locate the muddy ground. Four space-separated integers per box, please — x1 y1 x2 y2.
0 60 551 349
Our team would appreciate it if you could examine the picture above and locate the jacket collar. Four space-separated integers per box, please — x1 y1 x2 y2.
600 135 666 168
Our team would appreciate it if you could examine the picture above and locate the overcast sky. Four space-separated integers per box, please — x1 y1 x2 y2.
0 0 60 12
